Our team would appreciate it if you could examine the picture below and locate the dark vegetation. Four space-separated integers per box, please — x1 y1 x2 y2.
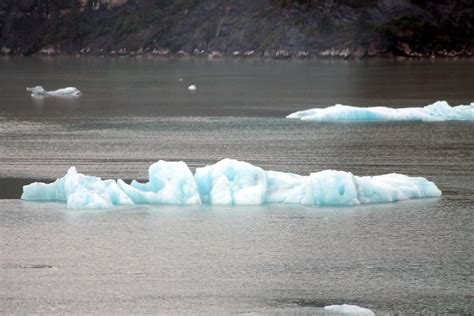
1 0 473 57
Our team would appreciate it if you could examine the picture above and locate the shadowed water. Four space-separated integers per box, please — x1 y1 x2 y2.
0 57 473 314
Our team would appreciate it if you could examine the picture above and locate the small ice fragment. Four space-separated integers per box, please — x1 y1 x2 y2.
188 84 196 91
324 304 375 316
27 86 81 97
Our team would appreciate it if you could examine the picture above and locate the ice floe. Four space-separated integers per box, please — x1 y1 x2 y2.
286 101 474 122
22 159 441 209
324 304 375 316
27 86 81 97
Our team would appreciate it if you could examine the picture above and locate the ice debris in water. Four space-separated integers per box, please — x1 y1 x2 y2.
188 84 196 91
22 158 442 210
286 101 474 122
27 86 81 97
324 304 375 316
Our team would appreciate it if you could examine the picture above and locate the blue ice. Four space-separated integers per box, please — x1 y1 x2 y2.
22 159 442 209
286 101 474 122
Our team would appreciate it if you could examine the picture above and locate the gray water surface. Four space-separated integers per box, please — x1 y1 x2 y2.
1 200 472 314
1 57 473 117
0 57 473 314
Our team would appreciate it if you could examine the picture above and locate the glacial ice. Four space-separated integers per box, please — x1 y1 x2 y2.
27 86 81 97
117 161 201 205
194 159 267 205
21 167 133 209
21 159 442 209
286 101 474 122
324 304 375 316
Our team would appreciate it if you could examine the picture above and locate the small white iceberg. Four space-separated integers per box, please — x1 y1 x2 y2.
27 86 81 97
287 101 474 122
188 84 196 91
324 304 375 316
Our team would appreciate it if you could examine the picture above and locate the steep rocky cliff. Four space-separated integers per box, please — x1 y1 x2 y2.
1 0 473 58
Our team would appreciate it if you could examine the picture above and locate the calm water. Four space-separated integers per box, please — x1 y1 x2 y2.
0 57 473 314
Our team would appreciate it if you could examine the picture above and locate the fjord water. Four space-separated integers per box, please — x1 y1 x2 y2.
1 57 473 314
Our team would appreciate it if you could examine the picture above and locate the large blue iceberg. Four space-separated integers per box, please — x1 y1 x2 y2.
22 159 442 210
286 101 474 122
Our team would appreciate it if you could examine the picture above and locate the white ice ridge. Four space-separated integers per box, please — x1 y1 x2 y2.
286 101 474 122
21 159 442 210
324 304 375 316
27 86 81 97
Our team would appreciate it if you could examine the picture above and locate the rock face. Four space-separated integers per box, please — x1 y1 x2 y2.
1 0 473 58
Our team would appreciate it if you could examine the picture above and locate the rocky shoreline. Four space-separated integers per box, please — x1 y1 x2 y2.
4 46 471 60
1 0 473 60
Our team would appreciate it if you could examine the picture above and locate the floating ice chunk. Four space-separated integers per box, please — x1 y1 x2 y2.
194 159 267 205
22 167 133 209
324 304 375 316
27 86 81 97
266 169 441 206
22 159 441 209
21 177 67 202
354 173 441 204
286 101 474 122
117 160 200 205
188 84 196 91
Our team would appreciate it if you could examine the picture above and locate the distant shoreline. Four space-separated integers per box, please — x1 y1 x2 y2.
3 1 472 61
2 50 473 60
